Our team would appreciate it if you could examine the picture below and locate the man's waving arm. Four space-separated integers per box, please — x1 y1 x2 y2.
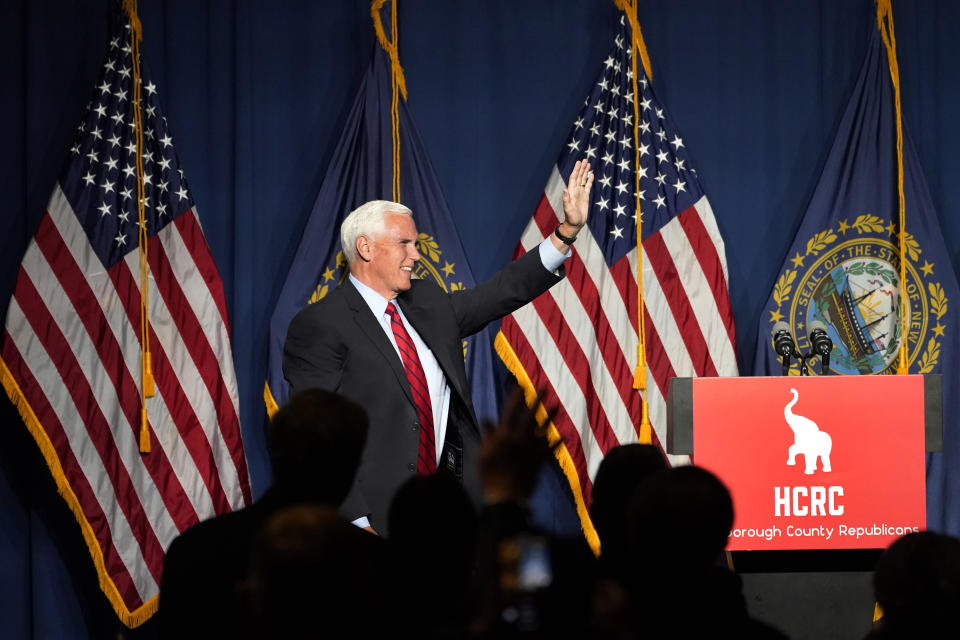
452 159 594 335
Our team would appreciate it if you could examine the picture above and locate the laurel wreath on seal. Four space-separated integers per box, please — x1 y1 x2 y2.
769 220 947 375
852 214 885 234
917 282 949 374
773 269 797 308
804 229 838 256
843 261 896 284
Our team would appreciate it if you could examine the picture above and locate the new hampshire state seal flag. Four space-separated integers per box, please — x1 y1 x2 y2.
753 25 960 535
264 38 498 424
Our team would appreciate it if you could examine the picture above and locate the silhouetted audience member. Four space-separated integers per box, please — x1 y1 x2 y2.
625 465 788 639
864 530 960 639
591 443 667 571
587 443 667 637
159 389 371 640
246 504 389 640
471 389 596 639
387 473 478 639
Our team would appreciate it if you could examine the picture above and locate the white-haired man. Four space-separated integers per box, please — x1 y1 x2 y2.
283 160 593 533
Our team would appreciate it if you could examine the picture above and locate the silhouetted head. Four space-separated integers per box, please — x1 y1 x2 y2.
388 472 478 552
591 444 667 557
268 388 368 505
387 472 478 621
247 505 385 639
628 465 733 571
873 530 960 633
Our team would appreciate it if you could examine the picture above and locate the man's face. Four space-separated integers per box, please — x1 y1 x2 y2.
364 212 420 298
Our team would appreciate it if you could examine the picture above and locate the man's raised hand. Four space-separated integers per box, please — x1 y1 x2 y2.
561 159 594 230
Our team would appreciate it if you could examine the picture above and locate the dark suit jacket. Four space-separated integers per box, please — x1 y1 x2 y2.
282 247 563 531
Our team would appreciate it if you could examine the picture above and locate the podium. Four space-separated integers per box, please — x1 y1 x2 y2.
667 374 942 637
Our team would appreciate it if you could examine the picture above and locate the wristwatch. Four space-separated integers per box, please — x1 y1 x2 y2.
554 225 577 246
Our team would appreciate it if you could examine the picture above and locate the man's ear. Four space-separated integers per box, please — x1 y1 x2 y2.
356 235 373 262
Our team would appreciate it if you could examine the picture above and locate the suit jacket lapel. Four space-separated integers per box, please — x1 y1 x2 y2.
398 295 467 401
341 280 415 406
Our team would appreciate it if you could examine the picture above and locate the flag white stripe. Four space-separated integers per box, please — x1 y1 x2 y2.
543 276 639 446
659 211 738 373
46 187 216 527
693 196 731 285
511 304 606 480
640 246 697 378
158 213 243 422
19 237 180 551
6 297 157 601
543 166 641 368
121 248 246 508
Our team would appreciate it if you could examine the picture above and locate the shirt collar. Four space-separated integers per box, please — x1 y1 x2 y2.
349 273 394 317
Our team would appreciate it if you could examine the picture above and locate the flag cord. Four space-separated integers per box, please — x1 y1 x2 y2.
123 0 153 453
615 0 654 443
876 0 908 375
371 0 407 202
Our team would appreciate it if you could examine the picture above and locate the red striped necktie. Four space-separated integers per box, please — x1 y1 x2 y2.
385 302 437 474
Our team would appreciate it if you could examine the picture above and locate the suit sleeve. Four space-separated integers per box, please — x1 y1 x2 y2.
451 245 564 337
282 307 345 397
281 306 372 522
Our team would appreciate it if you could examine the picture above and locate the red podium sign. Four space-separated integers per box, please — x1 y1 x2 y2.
693 375 926 550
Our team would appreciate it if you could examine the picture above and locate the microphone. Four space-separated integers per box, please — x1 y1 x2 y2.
809 320 833 374
772 321 795 376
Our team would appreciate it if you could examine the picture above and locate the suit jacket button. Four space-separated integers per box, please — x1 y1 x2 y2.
407 463 415 472
411 422 419 432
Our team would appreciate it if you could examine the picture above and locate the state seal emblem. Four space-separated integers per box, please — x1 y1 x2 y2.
768 215 947 375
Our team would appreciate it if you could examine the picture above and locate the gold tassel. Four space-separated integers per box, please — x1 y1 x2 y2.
139 408 151 454
143 352 155 397
638 398 652 444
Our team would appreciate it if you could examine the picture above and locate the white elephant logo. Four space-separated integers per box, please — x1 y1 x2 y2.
784 388 832 474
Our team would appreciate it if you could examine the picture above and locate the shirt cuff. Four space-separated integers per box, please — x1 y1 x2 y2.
538 236 571 273
351 516 371 528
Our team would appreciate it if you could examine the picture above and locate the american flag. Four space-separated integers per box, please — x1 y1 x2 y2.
0 8 251 626
496 16 737 542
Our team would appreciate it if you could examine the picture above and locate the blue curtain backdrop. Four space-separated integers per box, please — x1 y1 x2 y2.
1 1 959 637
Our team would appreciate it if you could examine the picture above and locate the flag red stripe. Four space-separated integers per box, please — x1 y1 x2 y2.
528 196 640 391
638 309 674 455
2 332 145 608
145 231 240 430
529 291 622 455
609 255 639 333
677 206 737 349
561 253 644 420
532 194 559 234
500 315 593 499
527 195 644 435
12 274 166 583
643 230 719 377
173 212 232 338
641 307 679 406
145 234 250 504
108 261 233 516
34 217 200 532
